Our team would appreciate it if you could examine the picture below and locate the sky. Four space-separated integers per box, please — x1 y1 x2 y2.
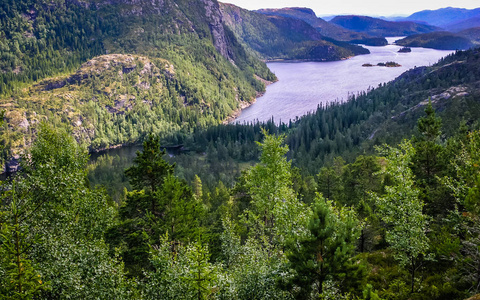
219 0 480 17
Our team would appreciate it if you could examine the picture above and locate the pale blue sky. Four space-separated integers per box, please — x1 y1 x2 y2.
219 0 480 17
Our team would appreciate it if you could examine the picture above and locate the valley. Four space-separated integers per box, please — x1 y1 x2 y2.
235 38 453 123
2 0 480 299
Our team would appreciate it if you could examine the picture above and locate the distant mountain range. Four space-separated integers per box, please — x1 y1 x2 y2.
401 7 480 30
220 4 370 61
329 15 440 37
447 16 480 32
235 6 480 52
255 8 385 45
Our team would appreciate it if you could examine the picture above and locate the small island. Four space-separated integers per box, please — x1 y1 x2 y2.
362 61 402 67
398 47 412 53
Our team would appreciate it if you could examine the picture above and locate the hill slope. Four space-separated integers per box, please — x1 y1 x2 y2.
330 15 440 37
458 27 480 44
395 31 475 50
255 7 387 46
286 47 480 172
0 0 276 156
220 3 369 61
448 16 480 32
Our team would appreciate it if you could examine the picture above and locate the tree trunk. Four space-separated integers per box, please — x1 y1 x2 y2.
411 256 415 294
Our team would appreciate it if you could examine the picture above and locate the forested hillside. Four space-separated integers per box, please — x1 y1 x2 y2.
71 48 480 300
0 0 275 158
330 15 440 37
256 8 388 46
3 0 480 298
4 105 480 298
396 32 475 50
220 3 370 61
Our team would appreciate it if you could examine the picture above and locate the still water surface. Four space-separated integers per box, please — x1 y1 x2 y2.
234 37 454 124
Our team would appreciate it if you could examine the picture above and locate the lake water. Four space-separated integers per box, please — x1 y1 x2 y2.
234 37 454 124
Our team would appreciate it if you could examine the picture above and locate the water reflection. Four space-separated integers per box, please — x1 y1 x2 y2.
235 38 453 124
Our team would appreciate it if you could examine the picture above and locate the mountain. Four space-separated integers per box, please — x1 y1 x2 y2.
220 3 369 61
0 0 275 155
330 15 440 37
255 8 387 45
458 27 480 44
395 31 475 50
403 7 480 28
447 16 480 32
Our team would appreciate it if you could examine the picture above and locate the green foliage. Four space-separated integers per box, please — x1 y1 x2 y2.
108 134 205 277
142 236 221 299
373 141 430 293
285 195 364 299
0 182 48 299
219 218 292 299
442 130 480 296
411 101 451 216
1 124 133 299
125 134 174 193
241 130 309 244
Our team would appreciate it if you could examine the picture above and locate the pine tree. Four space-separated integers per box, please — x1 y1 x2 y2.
286 195 364 299
125 133 174 214
373 141 430 294
0 182 48 298
412 100 448 216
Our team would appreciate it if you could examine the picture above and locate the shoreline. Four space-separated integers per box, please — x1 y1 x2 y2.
224 75 276 124
265 56 354 63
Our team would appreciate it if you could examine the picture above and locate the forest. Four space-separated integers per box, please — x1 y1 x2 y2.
2 98 480 299
2 0 480 298
2 50 480 299
0 0 275 158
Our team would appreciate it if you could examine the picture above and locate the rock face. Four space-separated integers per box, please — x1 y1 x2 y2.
202 0 232 61
5 155 20 174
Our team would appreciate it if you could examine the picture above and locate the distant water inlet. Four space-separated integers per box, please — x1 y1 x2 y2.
234 37 454 124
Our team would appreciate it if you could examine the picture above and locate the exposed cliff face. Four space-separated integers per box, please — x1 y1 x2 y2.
201 0 232 61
